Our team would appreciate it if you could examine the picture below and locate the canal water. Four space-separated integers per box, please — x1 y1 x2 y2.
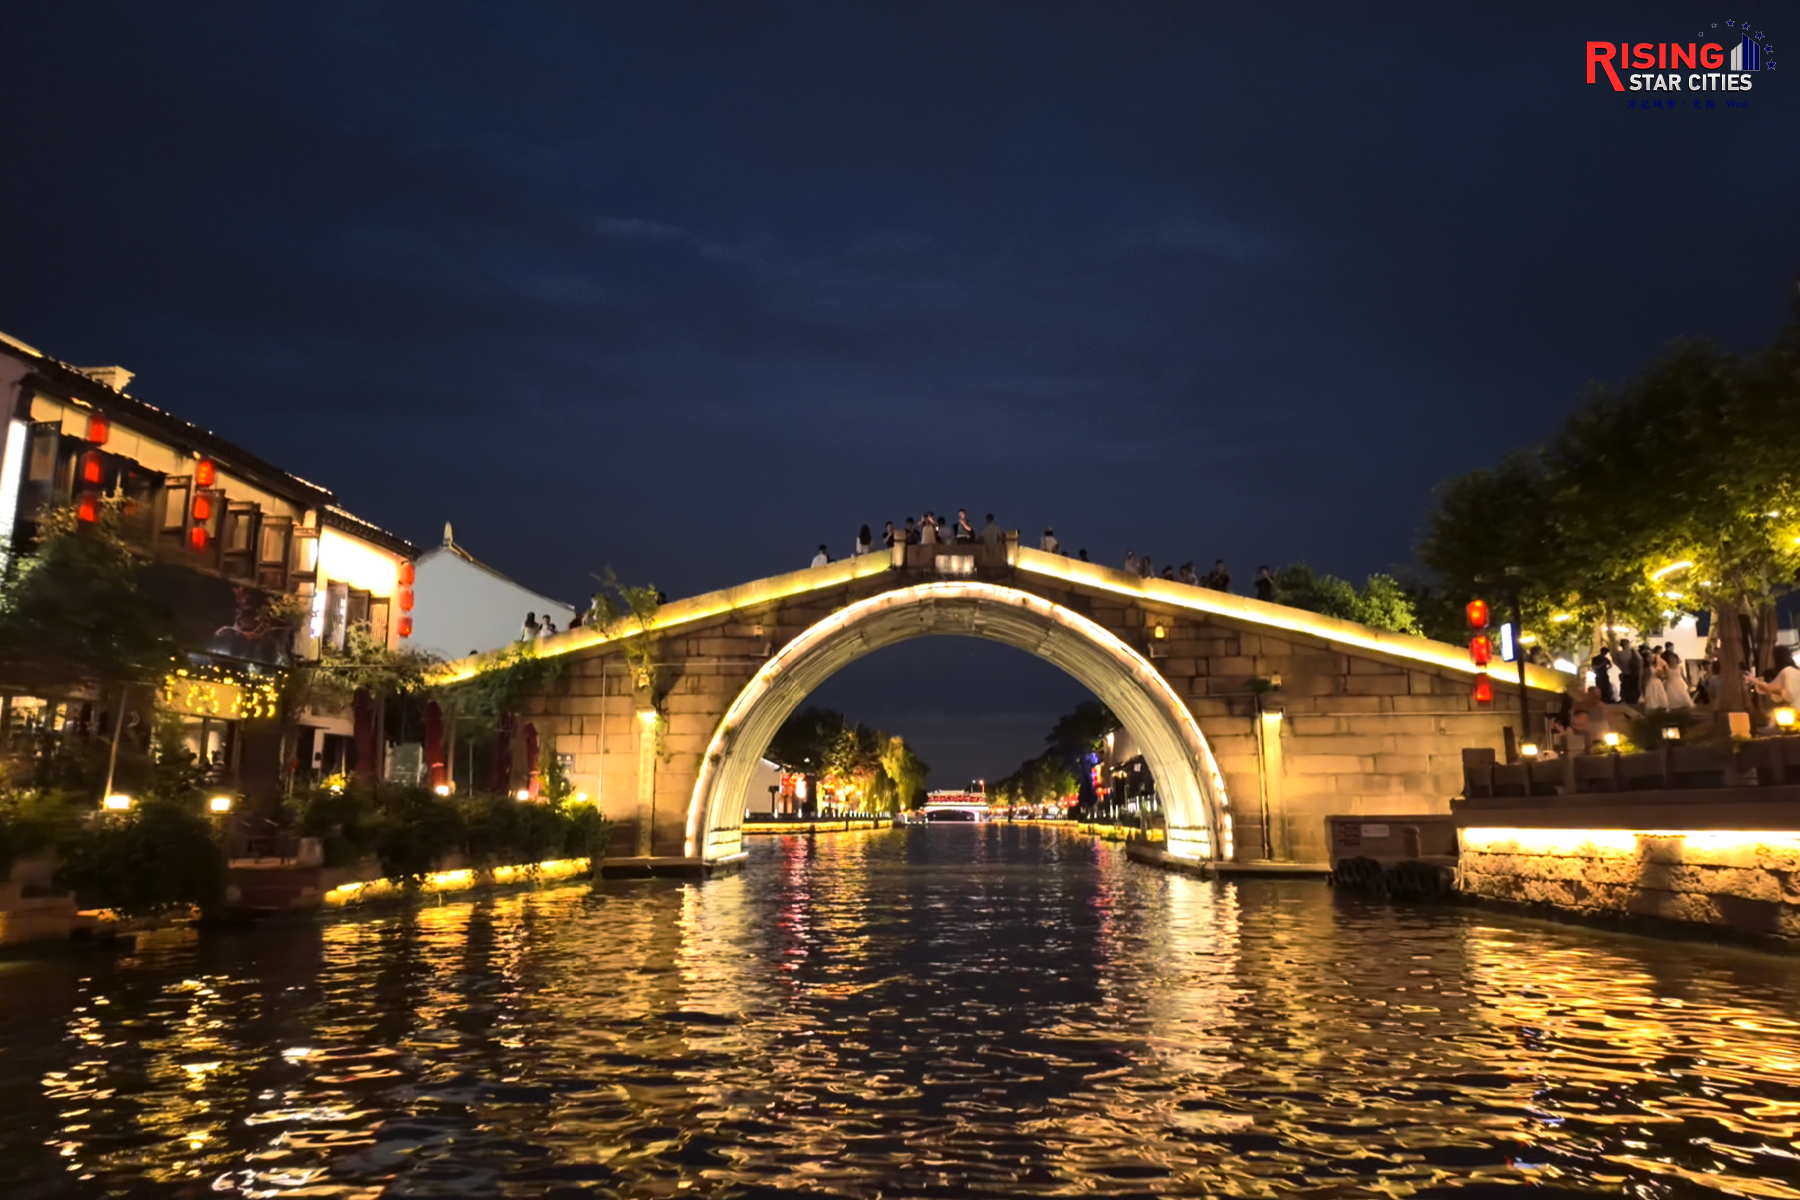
3 826 1799 1198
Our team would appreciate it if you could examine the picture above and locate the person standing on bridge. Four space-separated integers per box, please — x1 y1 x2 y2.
1040 527 1059 554
882 520 899 550
519 612 539 641
920 512 940 545
1207 560 1232 592
955 510 976 543
1254 565 1276 602
1124 549 1139 574
855 525 873 556
902 517 918 545
812 544 830 568
980 513 1003 551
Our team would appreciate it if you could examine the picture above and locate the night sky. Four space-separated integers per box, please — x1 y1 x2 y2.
6 3 1795 788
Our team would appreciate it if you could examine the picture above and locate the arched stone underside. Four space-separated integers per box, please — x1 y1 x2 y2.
686 581 1233 865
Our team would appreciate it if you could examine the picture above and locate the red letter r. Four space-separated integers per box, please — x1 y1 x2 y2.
1586 41 1624 90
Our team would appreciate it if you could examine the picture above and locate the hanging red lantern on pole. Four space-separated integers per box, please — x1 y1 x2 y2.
194 458 216 487
1472 676 1494 705
192 493 213 523
80 451 104 485
86 414 110 445
1466 598 1489 629
77 493 99 523
1469 634 1492 666
188 525 208 552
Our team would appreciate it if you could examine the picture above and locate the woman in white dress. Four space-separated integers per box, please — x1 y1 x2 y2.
1659 657 1692 709
1639 658 1670 710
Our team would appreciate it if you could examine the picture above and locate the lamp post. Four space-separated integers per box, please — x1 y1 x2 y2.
1504 567 1531 750
1477 569 1535 758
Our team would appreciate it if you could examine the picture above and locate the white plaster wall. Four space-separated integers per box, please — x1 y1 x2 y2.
411 550 575 659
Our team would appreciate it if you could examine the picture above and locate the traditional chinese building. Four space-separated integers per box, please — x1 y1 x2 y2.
0 328 417 797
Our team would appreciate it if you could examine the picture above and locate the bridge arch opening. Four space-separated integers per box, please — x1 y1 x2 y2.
686 581 1232 865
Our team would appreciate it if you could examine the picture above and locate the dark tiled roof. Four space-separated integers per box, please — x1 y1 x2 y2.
321 505 419 559
3 337 337 507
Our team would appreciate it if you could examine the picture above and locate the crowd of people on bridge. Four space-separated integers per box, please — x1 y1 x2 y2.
809 515 1279 604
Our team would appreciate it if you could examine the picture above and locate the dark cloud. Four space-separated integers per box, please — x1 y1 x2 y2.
4 1 1795 785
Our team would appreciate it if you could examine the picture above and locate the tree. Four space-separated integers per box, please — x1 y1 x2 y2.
877 735 929 812
767 705 928 813
1418 292 1800 709
766 705 846 774
1273 563 1424 636
0 500 179 695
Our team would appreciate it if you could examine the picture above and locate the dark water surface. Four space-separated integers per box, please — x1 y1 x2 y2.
3 826 1800 1198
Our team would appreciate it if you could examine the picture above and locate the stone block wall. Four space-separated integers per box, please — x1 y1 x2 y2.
1141 612 1535 864
1459 829 1800 942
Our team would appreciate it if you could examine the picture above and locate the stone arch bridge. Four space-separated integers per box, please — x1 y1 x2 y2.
438 542 1561 873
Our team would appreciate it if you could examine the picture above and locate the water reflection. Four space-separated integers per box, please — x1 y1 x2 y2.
1 825 1799 1196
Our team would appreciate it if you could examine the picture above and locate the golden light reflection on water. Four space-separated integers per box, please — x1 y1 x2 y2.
5 827 1800 1197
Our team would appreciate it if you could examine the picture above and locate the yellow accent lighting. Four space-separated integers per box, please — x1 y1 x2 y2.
102 794 132 811
1603 731 1621 747
1462 826 1800 862
1009 548 1565 692
428 545 1564 695
323 858 592 906
208 796 233 813
1777 708 1797 729
1650 560 1693 580
1520 743 1539 757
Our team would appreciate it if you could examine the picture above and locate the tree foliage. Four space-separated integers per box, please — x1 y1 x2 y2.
992 700 1117 808
1419 297 1800 707
435 638 563 722
586 567 662 691
53 798 227 919
765 705 929 812
0 500 179 694
1273 563 1423 636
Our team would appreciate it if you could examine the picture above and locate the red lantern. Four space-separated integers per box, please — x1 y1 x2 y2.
1465 599 1489 629
398 616 413 638
80 451 104 485
1472 677 1494 705
399 562 415 586
188 525 208 552
398 587 414 612
77 493 99 523
86 414 109 445
192 494 212 522
1469 634 1492 666
194 458 215 487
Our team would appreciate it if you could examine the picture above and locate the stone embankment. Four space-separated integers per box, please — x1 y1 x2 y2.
1457 828 1800 942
